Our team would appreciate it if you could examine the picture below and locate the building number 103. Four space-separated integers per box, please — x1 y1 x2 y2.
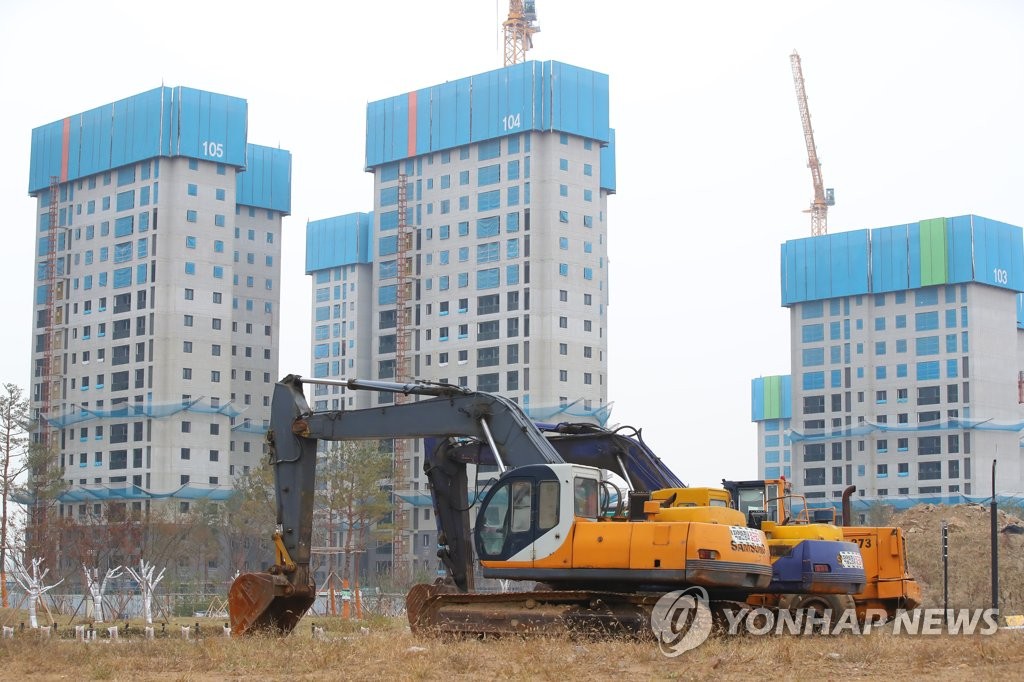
502 113 522 131
994 268 1009 284
202 141 225 158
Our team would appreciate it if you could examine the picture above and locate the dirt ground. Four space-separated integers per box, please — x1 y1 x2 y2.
895 502 1024 613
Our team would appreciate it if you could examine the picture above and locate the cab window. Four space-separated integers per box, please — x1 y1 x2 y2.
511 481 532 532
479 485 509 555
573 477 598 518
737 489 764 516
538 481 559 529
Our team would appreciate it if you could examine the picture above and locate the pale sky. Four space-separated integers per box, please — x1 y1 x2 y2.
1 0 1021 486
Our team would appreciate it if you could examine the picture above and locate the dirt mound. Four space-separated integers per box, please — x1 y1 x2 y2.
886 503 1024 613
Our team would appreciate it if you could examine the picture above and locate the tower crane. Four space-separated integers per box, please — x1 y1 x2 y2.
790 50 834 236
503 0 540 66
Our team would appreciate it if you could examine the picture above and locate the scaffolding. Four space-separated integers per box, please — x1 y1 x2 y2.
391 174 413 579
32 176 65 556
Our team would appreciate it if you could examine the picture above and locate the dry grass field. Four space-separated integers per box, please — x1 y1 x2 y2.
0 612 1022 681
3 503 1024 680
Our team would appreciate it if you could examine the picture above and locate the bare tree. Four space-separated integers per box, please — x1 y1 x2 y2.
18 435 66 566
82 563 123 622
12 557 63 628
0 384 30 608
125 559 165 625
224 462 276 573
316 441 392 597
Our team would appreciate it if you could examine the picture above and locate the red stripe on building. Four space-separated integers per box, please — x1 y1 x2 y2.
60 117 71 182
407 91 417 158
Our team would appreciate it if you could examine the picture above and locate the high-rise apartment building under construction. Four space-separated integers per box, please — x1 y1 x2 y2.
27 87 291 538
305 60 616 577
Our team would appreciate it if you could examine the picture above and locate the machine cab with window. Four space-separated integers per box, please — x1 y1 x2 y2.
721 479 789 529
475 464 603 570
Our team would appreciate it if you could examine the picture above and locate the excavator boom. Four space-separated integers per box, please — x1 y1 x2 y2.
229 374 569 634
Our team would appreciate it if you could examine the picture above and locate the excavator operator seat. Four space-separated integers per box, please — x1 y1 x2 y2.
747 509 768 530
628 491 651 521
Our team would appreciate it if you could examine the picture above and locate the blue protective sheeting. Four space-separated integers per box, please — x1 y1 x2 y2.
237 144 292 214
783 216 1024 306
972 215 1024 290
947 216 975 283
305 212 373 273
751 379 765 422
781 232 870 305
169 87 247 165
365 60 611 169
29 86 251 194
871 223 911 292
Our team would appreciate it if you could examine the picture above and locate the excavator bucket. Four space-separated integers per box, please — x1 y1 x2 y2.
228 572 315 636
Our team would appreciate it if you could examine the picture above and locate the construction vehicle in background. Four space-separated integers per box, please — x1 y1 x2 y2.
837 485 922 620
722 477 863 615
722 477 921 620
228 375 776 637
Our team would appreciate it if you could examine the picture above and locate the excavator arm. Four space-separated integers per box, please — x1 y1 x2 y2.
230 374 563 635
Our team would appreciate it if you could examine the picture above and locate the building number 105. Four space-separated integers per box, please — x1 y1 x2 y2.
202 141 225 158
994 268 1009 284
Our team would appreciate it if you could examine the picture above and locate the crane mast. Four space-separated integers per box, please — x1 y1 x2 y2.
503 0 540 66
790 50 833 236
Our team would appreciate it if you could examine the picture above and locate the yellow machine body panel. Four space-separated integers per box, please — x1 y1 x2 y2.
761 520 845 542
480 515 772 587
650 505 746 525
653 486 732 507
572 520 637 569
841 526 921 616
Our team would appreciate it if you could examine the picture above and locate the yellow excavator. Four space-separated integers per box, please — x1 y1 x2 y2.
229 375 774 636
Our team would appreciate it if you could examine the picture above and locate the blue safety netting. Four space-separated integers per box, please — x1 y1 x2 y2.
44 397 245 429
14 483 234 505
521 399 613 426
801 492 1024 517
231 419 268 434
788 417 1024 443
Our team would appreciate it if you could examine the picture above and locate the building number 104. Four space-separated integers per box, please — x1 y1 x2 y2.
502 113 521 131
202 141 225 158
994 268 1009 284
